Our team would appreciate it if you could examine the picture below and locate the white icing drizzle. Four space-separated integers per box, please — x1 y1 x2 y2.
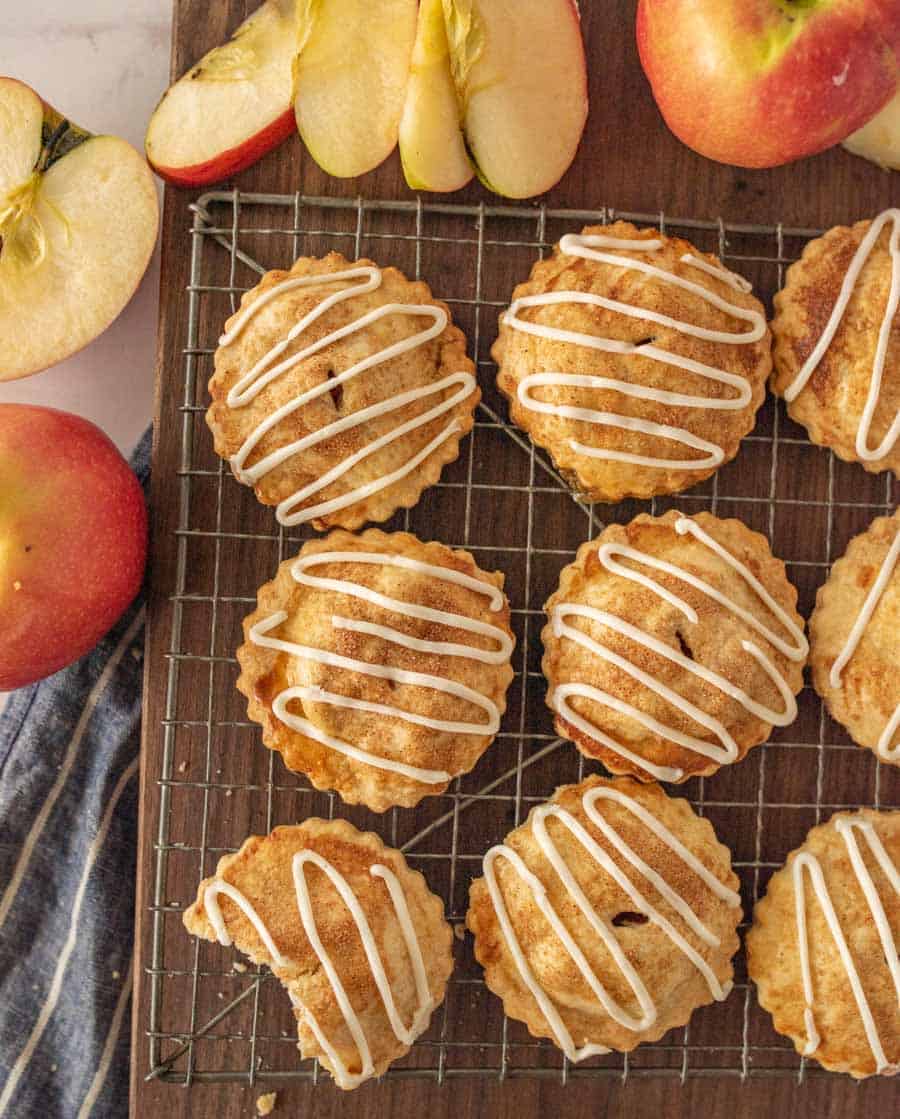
204 851 434 1090
792 815 900 1072
482 784 740 1062
501 232 766 471
783 208 900 462
550 516 808 781
828 525 900 763
250 549 511 784
219 265 476 526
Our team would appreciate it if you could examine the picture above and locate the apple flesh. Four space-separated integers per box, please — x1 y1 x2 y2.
637 0 900 169
442 0 588 199
0 405 147 692
293 0 418 178
844 86 900 167
399 0 474 192
145 0 298 187
0 78 159 382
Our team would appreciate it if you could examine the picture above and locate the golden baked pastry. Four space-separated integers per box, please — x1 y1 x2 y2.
771 209 900 476
467 775 741 1057
183 818 453 1089
492 221 771 502
237 529 515 811
747 810 900 1078
542 510 807 783
810 510 899 766
207 252 479 531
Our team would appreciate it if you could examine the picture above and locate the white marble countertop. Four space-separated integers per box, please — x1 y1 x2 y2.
3 0 173 454
1 3 172 706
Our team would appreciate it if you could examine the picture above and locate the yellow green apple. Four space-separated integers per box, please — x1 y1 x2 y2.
844 85 900 166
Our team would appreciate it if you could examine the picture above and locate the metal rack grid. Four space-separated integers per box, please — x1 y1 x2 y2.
144 190 898 1088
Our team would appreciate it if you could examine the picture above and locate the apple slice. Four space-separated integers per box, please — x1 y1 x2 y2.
399 0 474 192
146 0 298 187
844 88 900 170
0 78 159 383
442 0 588 199
293 0 418 178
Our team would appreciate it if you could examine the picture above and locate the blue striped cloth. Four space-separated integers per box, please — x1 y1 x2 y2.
0 428 150 1119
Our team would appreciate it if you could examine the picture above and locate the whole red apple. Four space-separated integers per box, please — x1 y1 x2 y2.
637 0 900 168
0 405 147 690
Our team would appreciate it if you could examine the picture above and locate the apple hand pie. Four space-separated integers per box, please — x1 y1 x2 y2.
771 209 900 477
184 819 453 1089
207 252 479 531
748 809 900 1078
542 510 807 783
468 775 742 1057
237 528 515 811
493 221 771 503
810 509 900 766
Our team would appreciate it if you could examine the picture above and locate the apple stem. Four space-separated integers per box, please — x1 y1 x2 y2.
37 119 71 173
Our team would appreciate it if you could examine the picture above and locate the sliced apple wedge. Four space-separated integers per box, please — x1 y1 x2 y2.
399 0 474 192
0 78 159 382
443 0 588 199
844 88 900 170
146 0 298 187
293 0 418 178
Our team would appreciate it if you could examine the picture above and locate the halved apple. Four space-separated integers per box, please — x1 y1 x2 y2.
0 78 159 383
443 0 588 199
146 0 298 187
399 0 474 192
293 0 418 178
844 88 900 170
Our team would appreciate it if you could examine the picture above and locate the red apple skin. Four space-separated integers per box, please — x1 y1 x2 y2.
148 105 295 188
637 0 900 168
0 405 147 691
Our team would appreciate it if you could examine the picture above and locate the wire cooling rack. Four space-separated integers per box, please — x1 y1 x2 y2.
144 190 898 1088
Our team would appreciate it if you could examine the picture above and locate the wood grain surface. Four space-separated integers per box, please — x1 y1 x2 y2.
132 2 900 1116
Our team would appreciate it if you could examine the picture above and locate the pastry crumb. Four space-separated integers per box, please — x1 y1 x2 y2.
233 961 247 973
256 1091 277 1115
453 922 466 941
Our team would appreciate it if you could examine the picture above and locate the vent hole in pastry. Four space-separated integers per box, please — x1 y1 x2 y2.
634 336 655 347
326 367 344 410
676 630 695 661
611 911 649 928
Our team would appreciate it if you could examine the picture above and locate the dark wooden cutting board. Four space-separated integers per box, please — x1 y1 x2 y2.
131 1 900 1115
